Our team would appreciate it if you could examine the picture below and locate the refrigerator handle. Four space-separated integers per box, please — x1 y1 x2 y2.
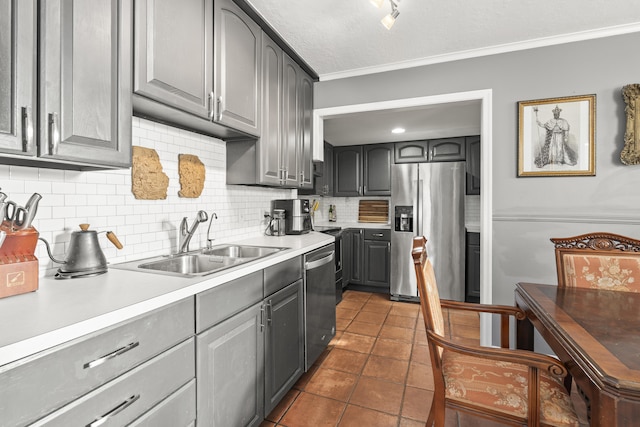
416 179 423 236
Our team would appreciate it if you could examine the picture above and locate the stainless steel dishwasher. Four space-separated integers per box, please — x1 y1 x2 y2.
304 243 336 370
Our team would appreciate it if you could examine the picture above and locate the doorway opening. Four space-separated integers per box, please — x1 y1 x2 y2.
312 89 493 345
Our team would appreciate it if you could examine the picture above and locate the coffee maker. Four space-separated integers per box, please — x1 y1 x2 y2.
271 199 312 234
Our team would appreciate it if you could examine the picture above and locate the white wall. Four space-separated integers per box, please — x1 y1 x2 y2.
1 117 294 276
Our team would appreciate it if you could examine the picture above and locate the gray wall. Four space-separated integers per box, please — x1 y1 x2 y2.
315 32 640 307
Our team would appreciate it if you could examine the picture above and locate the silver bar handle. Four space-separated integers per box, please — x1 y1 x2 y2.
208 92 215 121
21 106 33 152
417 179 424 236
305 251 335 270
217 96 222 121
260 305 265 332
266 300 273 325
48 112 59 155
83 341 140 369
86 394 140 427
372 233 384 237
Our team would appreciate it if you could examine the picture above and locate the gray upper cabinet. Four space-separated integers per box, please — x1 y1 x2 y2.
226 35 315 188
466 135 481 195
363 144 392 195
334 146 362 197
214 0 261 136
394 140 429 163
39 0 132 168
428 137 466 162
0 0 131 168
282 54 299 187
133 0 260 139
298 71 314 189
134 0 213 119
0 0 37 156
334 144 391 196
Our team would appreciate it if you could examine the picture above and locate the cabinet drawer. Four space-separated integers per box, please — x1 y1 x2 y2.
264 256 302 297
32 338 195 427
0 298 194 427
196 271 263 333
364 229 390 241
128 379 196 427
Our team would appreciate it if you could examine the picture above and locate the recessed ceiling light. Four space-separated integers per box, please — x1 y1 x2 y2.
392 127 405 134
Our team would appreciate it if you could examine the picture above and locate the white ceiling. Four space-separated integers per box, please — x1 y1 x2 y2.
244 0 640 146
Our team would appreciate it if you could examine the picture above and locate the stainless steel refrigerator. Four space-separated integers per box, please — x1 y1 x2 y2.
390 162 465 301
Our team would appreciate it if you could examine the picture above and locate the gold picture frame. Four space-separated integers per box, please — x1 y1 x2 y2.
518 94 596 177
621 84 640 165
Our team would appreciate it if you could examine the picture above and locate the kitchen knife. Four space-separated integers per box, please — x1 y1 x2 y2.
21 193 42 229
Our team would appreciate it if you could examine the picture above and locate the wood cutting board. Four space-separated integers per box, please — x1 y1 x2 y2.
358 200 389 223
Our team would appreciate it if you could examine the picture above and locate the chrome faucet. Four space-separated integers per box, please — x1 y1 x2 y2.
206 212 218 249
179 210 208 253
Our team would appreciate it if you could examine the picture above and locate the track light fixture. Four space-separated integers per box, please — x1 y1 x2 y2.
371 0 400 30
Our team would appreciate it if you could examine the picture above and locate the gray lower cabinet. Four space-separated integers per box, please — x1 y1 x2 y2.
465 232 481 303
129 380 197 427
195 258 304 426
363 229 391 290
0 0 132 168
196 302 265 427
345 228 390 291
0 298 194 427
0 0 36 156
264 279 304 414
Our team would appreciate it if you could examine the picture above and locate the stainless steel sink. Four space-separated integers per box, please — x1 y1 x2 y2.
112 244 288 277
200 245 283 259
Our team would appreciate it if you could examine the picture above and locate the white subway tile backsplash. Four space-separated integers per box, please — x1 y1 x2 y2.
3 117 294 276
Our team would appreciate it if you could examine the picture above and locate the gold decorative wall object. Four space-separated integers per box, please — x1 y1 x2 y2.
178 154 205 198
621 84 640 165
131 146 169 200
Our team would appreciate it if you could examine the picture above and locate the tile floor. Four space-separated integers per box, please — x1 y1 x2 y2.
261 290 589 427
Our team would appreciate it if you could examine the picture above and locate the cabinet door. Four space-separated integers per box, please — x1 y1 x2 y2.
316 142 334 195
214 0 261 136
40 0 132 167
364 240 390 289
334 146 362 197
363 144 392 195
197 302 264 427
298 72 314 189
0 0 36 156
264 280 304 414
282 54 299 187
465 232 481 303
466 135 481 195
428 137 466 162
394 141 429 164
134 0 212 119
258 34 282 186
344 229 364 284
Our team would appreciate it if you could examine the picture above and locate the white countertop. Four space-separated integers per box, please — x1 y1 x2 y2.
0 232 334 368
315 221 391 230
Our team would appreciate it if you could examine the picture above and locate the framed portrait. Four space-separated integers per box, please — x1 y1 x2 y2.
518 94 596 177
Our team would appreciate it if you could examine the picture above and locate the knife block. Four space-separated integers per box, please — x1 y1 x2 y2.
0 226 39 299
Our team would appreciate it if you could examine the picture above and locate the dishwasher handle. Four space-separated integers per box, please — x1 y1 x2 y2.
305 251 335 270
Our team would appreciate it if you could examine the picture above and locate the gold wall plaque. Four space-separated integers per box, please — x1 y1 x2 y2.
131 146 169 200
621 84 640 165
178 154 205 198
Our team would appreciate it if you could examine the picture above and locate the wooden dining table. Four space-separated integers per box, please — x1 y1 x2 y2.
515 282 640 427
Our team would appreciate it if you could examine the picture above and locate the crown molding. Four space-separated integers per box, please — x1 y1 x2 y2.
318 23 640 82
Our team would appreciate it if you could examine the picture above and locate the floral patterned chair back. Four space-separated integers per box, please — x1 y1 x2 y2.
551 232 640 292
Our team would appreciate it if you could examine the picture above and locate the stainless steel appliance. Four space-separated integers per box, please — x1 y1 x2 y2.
314 225 343 304
304 243 336 370
266 208 286 236
391 162 465 301
271 199 312 234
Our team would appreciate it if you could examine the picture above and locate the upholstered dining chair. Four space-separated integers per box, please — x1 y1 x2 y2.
551 232 640 291
411 236 579 427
